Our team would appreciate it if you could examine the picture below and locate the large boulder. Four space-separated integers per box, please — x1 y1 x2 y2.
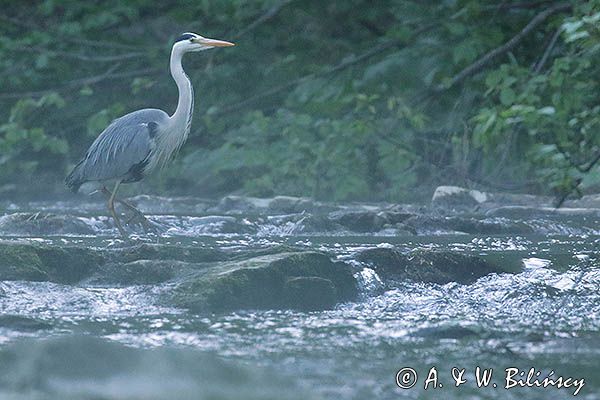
0 240 104 283
165 252 357 312
357 247 504 284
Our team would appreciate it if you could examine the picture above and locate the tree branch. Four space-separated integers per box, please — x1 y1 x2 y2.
438 2 572 92
234 0 293 38
13 46 147 63
214 22 437 115
532 27 561 73
0 66 161 100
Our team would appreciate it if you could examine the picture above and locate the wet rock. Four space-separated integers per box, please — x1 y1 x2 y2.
564 193 600 208
0 315 53 332
412 324 480 339
0 212 96 235
485 206 600 219
328 210 388 232
85 260 197 285
267 196 320 214
187 215 256 234
431 186 488 210
261 214 342 235
357 247 503 284
431 185 554 212
0 241 105 283
110 243 225 264
284 276 337 311
166 251 357 313
210 196 271 214
0 241 46 281
403 214 534 235
211 195 336 216
126 194 213 215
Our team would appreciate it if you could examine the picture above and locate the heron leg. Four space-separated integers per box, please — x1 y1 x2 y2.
107 181 127 237
99 187 155 233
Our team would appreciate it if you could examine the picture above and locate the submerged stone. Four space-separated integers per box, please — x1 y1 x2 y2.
0 315 53 332
357 247 503 284
165 251 357 313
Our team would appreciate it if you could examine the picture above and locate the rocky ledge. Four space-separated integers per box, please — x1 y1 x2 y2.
0 240 512 313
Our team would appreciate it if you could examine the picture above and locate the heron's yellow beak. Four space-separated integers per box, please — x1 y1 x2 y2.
194 37 235 47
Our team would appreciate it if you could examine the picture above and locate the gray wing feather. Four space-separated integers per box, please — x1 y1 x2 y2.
77 109 167 182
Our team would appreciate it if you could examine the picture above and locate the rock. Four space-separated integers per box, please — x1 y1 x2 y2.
165 251 357 313
357 247 503 284
412 324 479 339
403 215 534 235
564 193 600 208
211 195 336 215
85 259 198 285
126 194 213 214
267 196 318 214
431 186 488 210
0 315 53 332
328 210 389 232
261 214 342 235
485 206 600 219
186 215 256 234
110 243 225 264
0 240 105 283
431 185 554 212
284 276 337 311
210 196 271 214
0 241 46 281
0 212 96 235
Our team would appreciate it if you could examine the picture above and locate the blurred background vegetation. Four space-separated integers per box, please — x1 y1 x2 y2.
0 0 599 203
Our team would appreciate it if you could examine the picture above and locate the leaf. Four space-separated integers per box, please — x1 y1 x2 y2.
499 87 515 106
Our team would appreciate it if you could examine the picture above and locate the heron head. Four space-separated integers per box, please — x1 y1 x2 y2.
174 32 234 52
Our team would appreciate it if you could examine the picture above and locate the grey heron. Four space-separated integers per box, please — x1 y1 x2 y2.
65 32 234 237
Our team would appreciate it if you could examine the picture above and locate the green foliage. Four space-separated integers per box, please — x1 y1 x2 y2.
1 0 599 200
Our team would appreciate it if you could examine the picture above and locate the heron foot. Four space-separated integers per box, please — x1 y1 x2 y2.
99 187 158 235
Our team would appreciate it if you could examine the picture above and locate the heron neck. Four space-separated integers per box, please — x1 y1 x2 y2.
169 48 194 134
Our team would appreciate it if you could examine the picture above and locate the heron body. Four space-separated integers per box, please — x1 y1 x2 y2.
65 32 234 236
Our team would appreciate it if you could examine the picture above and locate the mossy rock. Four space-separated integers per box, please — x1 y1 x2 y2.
166 251 357 313
0 241 47 281
109 243 225 264
85 259 202 285
357 247 503 284
284 276 337 311
0 241 104 283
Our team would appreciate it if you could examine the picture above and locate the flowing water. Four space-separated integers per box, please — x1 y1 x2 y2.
0 198 599 399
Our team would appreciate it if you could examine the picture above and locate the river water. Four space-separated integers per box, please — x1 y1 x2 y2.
0 197 598 399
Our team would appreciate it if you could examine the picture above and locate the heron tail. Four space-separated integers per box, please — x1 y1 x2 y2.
65 161 84 193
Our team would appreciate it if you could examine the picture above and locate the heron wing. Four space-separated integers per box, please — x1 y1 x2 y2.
79 114 160 182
